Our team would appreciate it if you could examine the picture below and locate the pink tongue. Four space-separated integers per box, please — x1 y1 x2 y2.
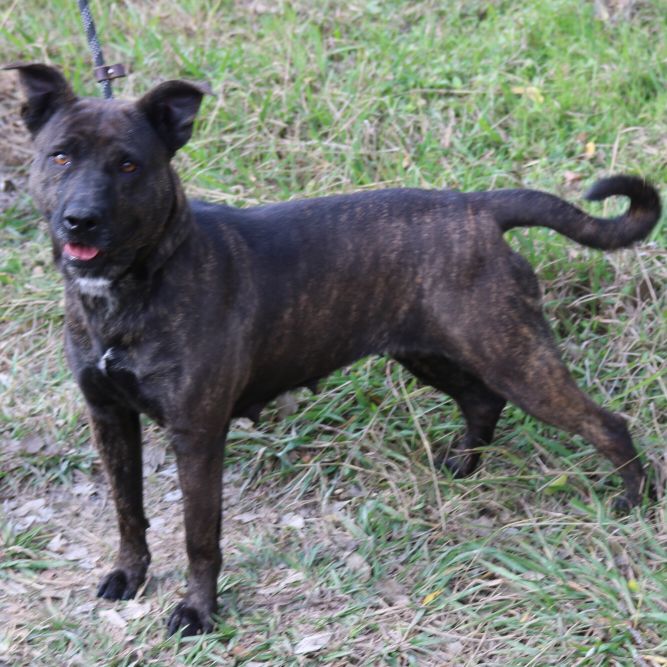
64 243 100 261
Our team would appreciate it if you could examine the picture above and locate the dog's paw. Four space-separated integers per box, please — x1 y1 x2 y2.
167 601 214 637
435 447 480 478
97 569 142 601
611 494 640 516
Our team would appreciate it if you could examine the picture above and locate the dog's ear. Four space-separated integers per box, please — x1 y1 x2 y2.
3 63 75 136
137 80 210 156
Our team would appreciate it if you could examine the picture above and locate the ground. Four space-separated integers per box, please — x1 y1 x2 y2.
1 1 666 665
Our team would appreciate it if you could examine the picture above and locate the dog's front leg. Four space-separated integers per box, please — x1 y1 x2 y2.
167 429 226 636
89 405 150 601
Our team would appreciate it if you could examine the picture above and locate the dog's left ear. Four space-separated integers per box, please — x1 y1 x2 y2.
137 80 211 156
4 63 76 136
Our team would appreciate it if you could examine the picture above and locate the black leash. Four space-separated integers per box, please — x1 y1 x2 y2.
77 0 125 99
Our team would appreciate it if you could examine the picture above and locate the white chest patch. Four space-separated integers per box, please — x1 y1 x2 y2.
97 347 115 373
76 276 112 297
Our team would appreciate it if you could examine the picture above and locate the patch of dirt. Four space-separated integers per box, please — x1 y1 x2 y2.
593 0 641 21
1 432 398 664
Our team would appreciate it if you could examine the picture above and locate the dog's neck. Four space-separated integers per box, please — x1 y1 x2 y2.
67 169 194 336
133 169 193 280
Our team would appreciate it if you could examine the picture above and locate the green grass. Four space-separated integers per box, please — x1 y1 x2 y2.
1 0 666 665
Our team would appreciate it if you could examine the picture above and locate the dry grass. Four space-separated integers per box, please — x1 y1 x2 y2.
1 1 666 665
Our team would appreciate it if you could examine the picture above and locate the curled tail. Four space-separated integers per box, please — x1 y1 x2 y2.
479 175 661 250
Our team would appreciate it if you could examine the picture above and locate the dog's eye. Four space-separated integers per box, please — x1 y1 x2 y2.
119 160 138 174
52 153 71 167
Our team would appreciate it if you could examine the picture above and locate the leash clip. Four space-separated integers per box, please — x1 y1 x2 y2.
94 63 126 83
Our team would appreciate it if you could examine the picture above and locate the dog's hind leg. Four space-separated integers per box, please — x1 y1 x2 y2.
395 355 506 477
468 319 645 511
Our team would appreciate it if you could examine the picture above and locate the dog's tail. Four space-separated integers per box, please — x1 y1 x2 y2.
481 175 661 250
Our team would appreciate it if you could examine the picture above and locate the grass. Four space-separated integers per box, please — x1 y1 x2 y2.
1 0 666 665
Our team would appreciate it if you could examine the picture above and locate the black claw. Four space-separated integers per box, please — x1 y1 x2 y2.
97 569 138 601
611 494 639 516
167 602 213 637
436 447 480 478
121 586 136 601
647 482 658 503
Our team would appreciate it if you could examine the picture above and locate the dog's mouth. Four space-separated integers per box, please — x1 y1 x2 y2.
63 242 101 262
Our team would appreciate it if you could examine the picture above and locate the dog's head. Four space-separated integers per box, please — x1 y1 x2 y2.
8 63 208 280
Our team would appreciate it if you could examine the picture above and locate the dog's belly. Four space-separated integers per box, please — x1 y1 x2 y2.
234 357 351 418
232 319 426 420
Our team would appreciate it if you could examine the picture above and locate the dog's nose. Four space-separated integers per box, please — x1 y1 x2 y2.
63 212 100 232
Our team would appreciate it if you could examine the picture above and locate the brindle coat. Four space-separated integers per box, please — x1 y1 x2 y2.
7 63 660 636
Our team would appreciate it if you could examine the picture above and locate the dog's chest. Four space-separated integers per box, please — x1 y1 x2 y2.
79 343 168 424
67 286 187 425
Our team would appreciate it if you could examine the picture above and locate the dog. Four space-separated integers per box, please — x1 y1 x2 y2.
7 63 660 636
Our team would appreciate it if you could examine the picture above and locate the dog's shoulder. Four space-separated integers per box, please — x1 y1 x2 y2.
190 199 247 224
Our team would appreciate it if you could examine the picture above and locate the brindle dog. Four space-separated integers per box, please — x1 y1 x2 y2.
8 63 660 636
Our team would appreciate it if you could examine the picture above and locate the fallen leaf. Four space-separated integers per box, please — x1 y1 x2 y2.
594 0 610 21
72 602 96 615
47 533 66 553
280 513 305 529
275 392 299 418
345 552 371 581
258 570 305 596
99 608 127 629
445 640 463 657
547 474 568 490
293 631 332 655
19 434 46 454
472 514 494 528
5 580 28 596
511 85 544 104
1 437 21 453
584 141 596 158
63 545 89 561
15 499 45 517
377 579 410 607
72 482 96 497
121 600 151 620
233 512 262 524
421 589 443 606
